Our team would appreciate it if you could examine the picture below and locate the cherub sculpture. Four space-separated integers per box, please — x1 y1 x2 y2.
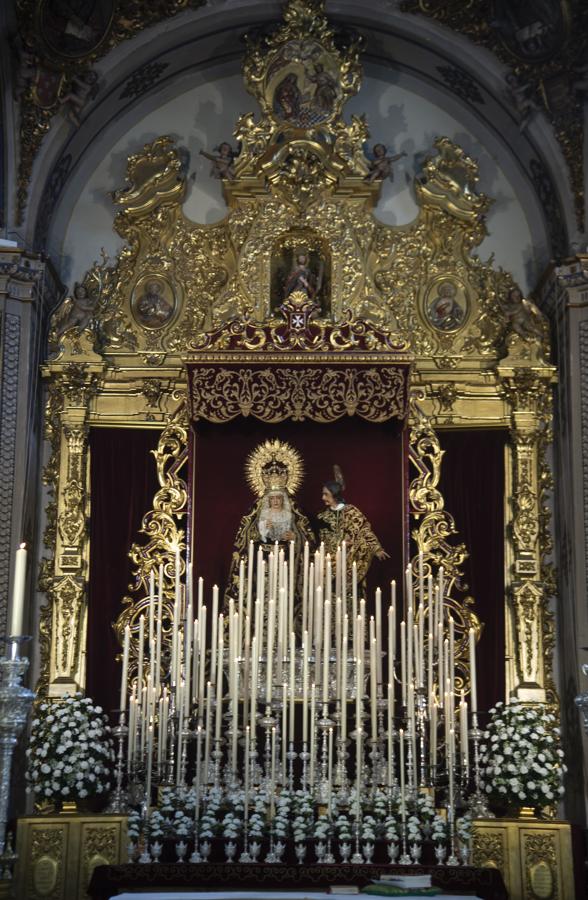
364 143 407 183
501 286 546 342
55 282 98 336
199 142 237 180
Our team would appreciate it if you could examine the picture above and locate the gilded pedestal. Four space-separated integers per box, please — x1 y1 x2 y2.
472 817 575 900
14 813 127 900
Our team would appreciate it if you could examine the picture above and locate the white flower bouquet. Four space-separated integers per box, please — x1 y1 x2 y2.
26 693 115 804
479 700 566 813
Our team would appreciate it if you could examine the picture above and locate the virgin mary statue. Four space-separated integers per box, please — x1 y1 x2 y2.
225 440 315 611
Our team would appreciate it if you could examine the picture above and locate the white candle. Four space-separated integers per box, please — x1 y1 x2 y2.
400 621 407 706
266 597 276 703
155 566 163 691
244 725 250 824
341 615 348 742
120 624 130 712
369 624 377 742
215 616 224 741
250 635 258 734
198 606 207 706
322 599 331 704
289 631 296 738
469 627 478 713
211 585 219 683
9 543 27 637
204 682 212 780
302 633 309 744
137 615 145 689
238 559 245 654
148 570 155 654
375 589 383 688
246 542 254 632
302 542 309 637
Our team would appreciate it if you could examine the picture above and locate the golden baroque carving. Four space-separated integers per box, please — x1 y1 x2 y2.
188 364 409 423
408 394 482 696
523 833 557 900
113 404 188 675
512 581 543 687
471 829 505 870
57 480 85 547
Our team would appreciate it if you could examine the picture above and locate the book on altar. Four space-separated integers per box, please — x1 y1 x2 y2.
328 886 360 894
375 875 432 889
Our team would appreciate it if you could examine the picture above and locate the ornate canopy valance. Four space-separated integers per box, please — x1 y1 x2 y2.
186 296 412 424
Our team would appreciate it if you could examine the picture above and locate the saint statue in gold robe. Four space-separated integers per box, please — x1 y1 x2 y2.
318 466 388 595
225 440 315 610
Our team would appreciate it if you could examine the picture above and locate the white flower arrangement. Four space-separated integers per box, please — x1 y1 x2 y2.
25 694 115 803
431 814 447 846
479 701 566 812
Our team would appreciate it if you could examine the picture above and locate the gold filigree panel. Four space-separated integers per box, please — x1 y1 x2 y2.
188 364 409 423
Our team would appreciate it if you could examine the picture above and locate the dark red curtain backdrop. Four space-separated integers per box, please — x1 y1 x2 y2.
87 427 161 713
191 417 407 609
437 429 507 717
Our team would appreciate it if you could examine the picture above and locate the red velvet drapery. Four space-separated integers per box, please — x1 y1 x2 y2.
87 427 161 713
438 428 507 718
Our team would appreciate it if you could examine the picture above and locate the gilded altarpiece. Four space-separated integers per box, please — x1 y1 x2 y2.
41 0 556 711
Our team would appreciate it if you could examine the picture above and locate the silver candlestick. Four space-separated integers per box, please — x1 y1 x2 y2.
105 710 128 813
0 638 34 882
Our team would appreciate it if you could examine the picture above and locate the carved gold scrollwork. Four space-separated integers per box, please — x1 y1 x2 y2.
50 575 85 683
408 393 482 695
189 365 408 423
523 833 557 900
113 404 188 675
471 830 505 871
512 581 543 686
57 480 85 546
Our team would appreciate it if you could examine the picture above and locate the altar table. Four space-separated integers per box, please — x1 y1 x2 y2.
88 863 507 900
112 893 478 900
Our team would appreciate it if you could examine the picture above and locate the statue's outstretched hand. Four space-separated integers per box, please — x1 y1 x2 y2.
376 548 390 560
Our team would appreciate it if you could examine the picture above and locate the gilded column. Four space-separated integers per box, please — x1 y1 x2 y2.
41 355 103 697
498 354 556 703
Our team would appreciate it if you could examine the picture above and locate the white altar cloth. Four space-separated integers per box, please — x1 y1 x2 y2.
114 891 480 900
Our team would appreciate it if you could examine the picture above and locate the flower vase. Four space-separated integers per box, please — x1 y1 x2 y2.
294 842 307 864
387 841 399 863
339 842 351 862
